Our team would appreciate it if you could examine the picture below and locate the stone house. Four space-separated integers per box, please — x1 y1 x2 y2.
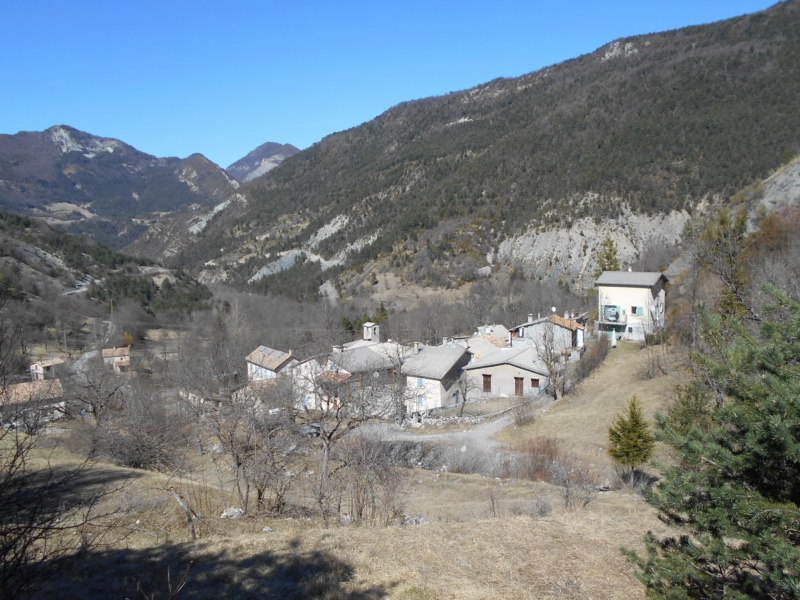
595 271 668 341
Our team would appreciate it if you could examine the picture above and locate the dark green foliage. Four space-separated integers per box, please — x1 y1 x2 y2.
252 256 326 303
594 236 621 278
226 1 800 289
90 273 212 313
628 286 800 599
607 396 655 473
697 209 755 320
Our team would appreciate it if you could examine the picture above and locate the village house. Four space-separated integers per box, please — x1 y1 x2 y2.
463 346 550 398
29 357 64 381
595 271 668 342
102 347 131 373
509 312 586 354
0 379 65 429
401 344 471 414
294 341 409 413
245 345 297 382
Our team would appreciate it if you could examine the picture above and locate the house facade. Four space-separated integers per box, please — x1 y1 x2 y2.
102 347 131 373
509 313 585 351
401 344 471 413
30 358 64 381
245 346 297 382
595 271 668 342
463 347 549 399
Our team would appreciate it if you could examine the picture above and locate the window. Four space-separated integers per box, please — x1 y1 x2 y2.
531 378 540 389
417 378 423 388
631 306 644 316
455 390 460 404
482 374 492 392
417 396 424 405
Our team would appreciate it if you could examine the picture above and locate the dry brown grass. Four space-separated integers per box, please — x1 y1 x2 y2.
497 341 685 475
39 494 666 599
24 341 687 598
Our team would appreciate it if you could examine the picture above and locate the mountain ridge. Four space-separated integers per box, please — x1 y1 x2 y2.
188 0 800 298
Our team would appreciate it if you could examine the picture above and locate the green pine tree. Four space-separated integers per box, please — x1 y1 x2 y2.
626 285 800 599
594 236 620 278
608 395 655 477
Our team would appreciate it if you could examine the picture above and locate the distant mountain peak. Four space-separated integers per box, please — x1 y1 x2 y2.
226 142 300 183
47 125 124 156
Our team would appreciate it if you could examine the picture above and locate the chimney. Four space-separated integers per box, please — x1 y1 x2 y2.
414 342 420 354
528 313 534 323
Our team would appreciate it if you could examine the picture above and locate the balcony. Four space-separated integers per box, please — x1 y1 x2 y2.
598 305 627 326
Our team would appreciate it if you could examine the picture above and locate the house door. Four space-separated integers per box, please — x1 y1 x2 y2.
514 377 524 397
482 374 492 393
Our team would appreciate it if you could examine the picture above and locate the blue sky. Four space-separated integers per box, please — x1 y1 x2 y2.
0 1 778 168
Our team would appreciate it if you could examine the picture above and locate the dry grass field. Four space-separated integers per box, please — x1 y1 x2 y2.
497 341 684 475
28 341 683 599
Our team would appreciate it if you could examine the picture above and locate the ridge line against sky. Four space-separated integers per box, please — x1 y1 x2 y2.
0 0 779 168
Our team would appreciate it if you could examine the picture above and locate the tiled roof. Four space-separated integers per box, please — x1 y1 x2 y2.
245 346 295 372
102 347 131 359
1 379 64 406
595 271 668 287
548 314 585 331
32 358 65 369
401 345 470 381
464 347 548 375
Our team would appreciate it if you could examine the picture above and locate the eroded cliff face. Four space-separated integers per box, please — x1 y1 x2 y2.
755 156 800 217
497 203 691 289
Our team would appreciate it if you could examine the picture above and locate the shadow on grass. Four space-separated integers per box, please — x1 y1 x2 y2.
37 539 390 599
1 463 146 599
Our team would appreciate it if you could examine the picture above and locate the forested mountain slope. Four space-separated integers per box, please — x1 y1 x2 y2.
192 1 800 294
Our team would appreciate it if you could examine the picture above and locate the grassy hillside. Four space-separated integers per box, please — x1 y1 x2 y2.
27 341 678 599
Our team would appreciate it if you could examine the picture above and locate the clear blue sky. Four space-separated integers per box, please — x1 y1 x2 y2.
0 1 778 168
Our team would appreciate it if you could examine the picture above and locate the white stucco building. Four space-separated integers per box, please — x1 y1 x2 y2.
595 271 668 342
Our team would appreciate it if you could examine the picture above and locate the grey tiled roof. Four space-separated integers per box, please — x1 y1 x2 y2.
594 271 668 287
245 346 295 372
401 345 470 381
464 346 548 375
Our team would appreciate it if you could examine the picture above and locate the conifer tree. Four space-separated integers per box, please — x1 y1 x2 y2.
594 236 621 277
607 395 655 477
627 285 800 599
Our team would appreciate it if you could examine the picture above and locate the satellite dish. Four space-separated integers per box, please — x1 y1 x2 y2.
551 306 556 313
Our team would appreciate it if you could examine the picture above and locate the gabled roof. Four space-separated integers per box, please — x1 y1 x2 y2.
548 314 585 331
464 346 548 375
401 345 470 381
102 347 131 359
31 358 65 369
245 346 295 372
330 342 409 374
594 271 668 288
0 379 64 406
510 314 584 332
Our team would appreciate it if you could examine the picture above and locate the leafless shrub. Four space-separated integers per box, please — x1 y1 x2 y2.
86 383 192 474
440 445 491 475
613 464 657 493
332 433 410 526
512 401 537 427
509 495 553 519
486 488 500 517
508 437 598 509
552 459 597 509
568 333 608 387
512 437 563 481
